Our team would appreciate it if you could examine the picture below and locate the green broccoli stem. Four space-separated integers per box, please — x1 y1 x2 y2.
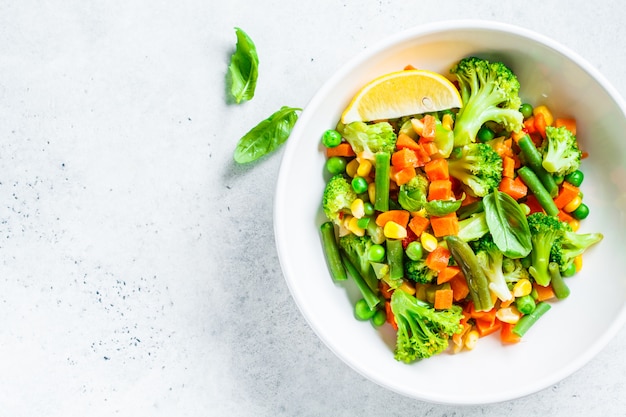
517 166 559 217
445 235 493 312
386 238 404 281
513 301 551 337
517 134 559 198
374 152 390 212
320 222 347 282
548 261 570 299
340 251 382 310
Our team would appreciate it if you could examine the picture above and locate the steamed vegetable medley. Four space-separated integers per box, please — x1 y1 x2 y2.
319 57 603 363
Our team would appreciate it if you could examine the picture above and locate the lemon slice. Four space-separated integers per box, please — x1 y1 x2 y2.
341 69 463 124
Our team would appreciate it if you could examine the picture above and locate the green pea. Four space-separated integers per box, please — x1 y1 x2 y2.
405 241 423 261
322 129 342 148
520 103 533 119
477 125 495 143
564 170 584 187
351 176 369 194
562 262 577 277
325 156 346 175
515 294 536 315
363 202 375 216
368 244 386 262
354 298 376 321
571 203 589 220
371 309 387 327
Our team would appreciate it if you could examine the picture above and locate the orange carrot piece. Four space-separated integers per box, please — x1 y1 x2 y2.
555 118 577 135
425 246 451 272
534 112 547 139
379 280 393 300
437 265 460 285
499 176 528 200
391 148 418 169
449 273 470 301
500 322 521 344
395 133 421 151
391 165 417 186
434 288 454 310
407 215 429 237
421 114 437 140
430 212 459 237
460 193 480 207
427 179 452 201
385 300 398 330
375 210 410 228
404 64 417 70
475 317 502 337
502 156 515 178
524 194 544 214
523 116 536 134
533 283 556 301
325 142 355 158
420 140 439 156
424 158 449 181
553 181 580 209
558 209 575 223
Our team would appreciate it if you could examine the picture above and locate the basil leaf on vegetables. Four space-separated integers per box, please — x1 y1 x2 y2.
234 106 301 164
483 190 532 258
228 27 259 104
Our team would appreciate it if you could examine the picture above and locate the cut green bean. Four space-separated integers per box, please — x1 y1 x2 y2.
513 301 551 337
517 134 559 197
445 235 493 312
320 222 347 281
548 262 570 299
517 166 559 217
374 152 390 212
386 238 404 281
341 251 381 310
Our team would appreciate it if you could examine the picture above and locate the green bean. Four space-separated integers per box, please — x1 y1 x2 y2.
513 301 551 337
548 261 570 299
386 238 404 281
320 222 347 281
374 152 390 212
341 252 381 310
517 134 559 197
445 235 493 312
517 166 559 217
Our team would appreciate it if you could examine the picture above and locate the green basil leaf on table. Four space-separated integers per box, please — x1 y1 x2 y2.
228 27 259 104
483 190 532 258
234 106 301 164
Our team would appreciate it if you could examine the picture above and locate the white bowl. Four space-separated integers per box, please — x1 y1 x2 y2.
274 20 626 404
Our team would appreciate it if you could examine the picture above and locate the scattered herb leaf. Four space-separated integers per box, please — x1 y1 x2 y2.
228 27 259 104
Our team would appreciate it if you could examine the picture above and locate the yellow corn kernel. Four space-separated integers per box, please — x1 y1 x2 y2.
350 198 365 219
383 221 407 239
513 279 532 297
564 196 582 213
568 218 580 232
420 232 438 252
399 280 416 295
574 255 583 272
442 113 454 131
346 158 359 178
464 329 480 351
411 208 428 218
533 105 554 126
410 117 424 136
496 306 521 324
368 182 376 203
356 159 373 177
347 216 365 236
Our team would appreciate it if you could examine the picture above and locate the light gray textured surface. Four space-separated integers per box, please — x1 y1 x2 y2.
0 1 624 416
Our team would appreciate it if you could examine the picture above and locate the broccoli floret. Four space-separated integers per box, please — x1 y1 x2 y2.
502 257 530 283
404 257 437 284
337 120 397 159
338 233 377 290
448 143 503 197
322 175 357 224
526 212 567 286
554 228 603 273
450 57 524 146
397 173 429 212
390 289 463 363
470 234 513 302
540 125 582 177
457 211 489 242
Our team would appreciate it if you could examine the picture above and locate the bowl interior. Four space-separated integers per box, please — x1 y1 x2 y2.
274 21 626 404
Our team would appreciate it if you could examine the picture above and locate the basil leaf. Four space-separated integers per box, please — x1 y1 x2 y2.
424 199 463 216
228 27 259 104
483 190 532 258
234 106 301 164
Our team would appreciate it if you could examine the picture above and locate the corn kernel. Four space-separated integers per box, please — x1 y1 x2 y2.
464 330 480 350
442 113 454 131
399 280 416 295
383 221 407 239
356 159 373 177
568 218 580 232
367 182 376 203
347 216 365 236
533 105 554 126
564 196 582 213
420 232 438 252
350 198 365 219
513 279 532 297
574 255 583 272
346 158 359 178
411 118 424 136
496 306 521 324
